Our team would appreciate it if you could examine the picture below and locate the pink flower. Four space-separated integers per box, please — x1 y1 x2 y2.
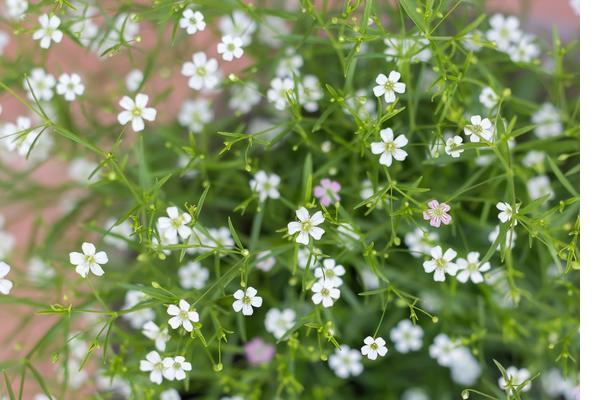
244 337 275 366
313 178 341 206
423 200 452 227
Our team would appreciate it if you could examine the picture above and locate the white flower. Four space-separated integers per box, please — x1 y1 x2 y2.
489 225 517 250
122 290 155 328
384 37 431 63
249 171 280 202
1 116 45 158
0 31 9 55
232 286 263 316
361 269 380 290
0 261 13 295
104 218 133 250
117 93 157 132
449 348 481 385
256 250 276 272
96 13 139 55
160 389 181 400
125 69 144 92
70 8 99 48
522 150 546 169
486 14 522 52
422 246 458 282
68 157 99 183
32 14 63 49
464 115 494 142
179 8 205 35
311 279 340 308
370 127 408 167
56 73 85 101
345 89 376 121
69 242 108 277
401 388 429 400
167 299 199 332
229 82 261 114
142 321 171 352
496 202 518 225
157 206 192 241
498 366 532 393
508 34 540 63
5 0 28 20
314 258 345 287
259 16 290 48
428 333 458 366
287 207 325 245
298 247 319 269
265 308 296 339
139 351 166 384
218 10 256 46
181 52 220 91
462 30 484 52
217 35 244 61
178 261 209 289
527 175 555 201
479 86 498 109
163 356 191 381
276 49 303 77
372 71 406 103
532 103 562 138
27 257 55 285
328 345 363 378
178 98 213 133
390 320 423 353
444 135 464 158
456 252 491 284
299 75 323 112
361 336 388 360
24 68 55 101
267 77 295 110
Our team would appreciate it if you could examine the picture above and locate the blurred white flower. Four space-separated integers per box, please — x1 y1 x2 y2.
265 308 296 339
27 257 55 285
219 10 256 45
164 355 191 381
125 69 144 92
267 77 295 110
256 250 276 272
508 34 540 63
299 75 323 112
142 321 170 352
390 320 423 353
140 351 166 384
217 35 244 61
532 103 562 138
0 261 13 295
328 345 363 378
68 157 99 183
181 52 220 91
276 49 304 77
104 218 133 250
4 0 28 20
249 170 281 202
479 86 498 109
498 366 532 394
178 98 213 133
56 73 85 101
178 261 209 289
24 68 55 101
314 258 345 288
179 8 205 35
122 290 155 328
527 175 555 201
486 14 522 51
229 82 261 114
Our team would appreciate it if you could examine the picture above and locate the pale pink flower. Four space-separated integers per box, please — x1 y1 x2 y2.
313 178 341 206
423 200 452 227
244 337 275 366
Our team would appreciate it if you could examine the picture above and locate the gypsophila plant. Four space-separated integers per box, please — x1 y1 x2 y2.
0 0 579 399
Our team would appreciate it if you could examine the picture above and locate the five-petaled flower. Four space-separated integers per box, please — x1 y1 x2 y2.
249 171 281 202
361 336 388 360
423 200 452 227
311 279 340 308
314 258 345 287
179 8 206 35
33 14 63 49
56 73 85 101
118 93 157 132
456 252 491 284
167 299 199 332
496 201 519 226
390 320 424 353
423 246 458 282
313 178 341 206
69 242 108 278
372 71 406 103
464 115 494 143
217 35 244 61
232 286 263 316
445 136 464 158
157 206 192 241
287 207 325 245
163 356 192 381
181 52 220 91
139 351 166 384
370 128 408 167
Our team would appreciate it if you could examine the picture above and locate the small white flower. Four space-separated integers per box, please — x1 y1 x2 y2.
328 345 363 378
486 14 522 52
311 279 340 308
117 93 157 132
479 86 498 109
265 308 296 339
178 261 209 289
456 252 491 284
56 73 85 101
449 348 482 385
276 49 304 77
345 89 376 121
298 247 319 269
27 257 55 285
69 242 108 277
24 68 55 101
444 135 464 158
508 34 540 63
498 366 532 393
178 98 213 133
370 127 408 167
32 14 63 49
299 75 323 112
464 115 494 142
104 218 133 250
160 389 181 400
139 351 166 384
232 286 263 316
0 261 13 295
522 150 546 169
217 35 244 61
361 336 388 360
314 258 345 287
267 77 294 110
181 52 220 91
229 82 261 114
179 8 206 35
125 69 144 92
5 0 28 20
249 171 280 202
390 320 423 353
68 157 99 183
489 225 517 250
422 246 458 282
384 37 432 63
527 175 555 201
428 333 458 366
163 356 191 381
121 290 156 328
219 10 256 46
372 71 406 103
462 30 484 52
287 207 325 245
532 103 562 138
496 202 518 225
157 206 192 241
142 321 171 352
259 16 290 48
256 250 276 272
167 299 199 332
